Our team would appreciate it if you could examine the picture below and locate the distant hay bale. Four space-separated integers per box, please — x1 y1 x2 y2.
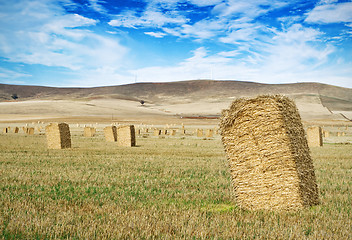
154 129 161 136
22 127 26 133
206 129 214 138
323 130 330 138
196 129 203 137
84 127 96 137
45 123 71 149
337 132 345 136
182 129 186 135
27 127 35 135
13 127 19 133
3 128 8 134
104 126 117 142
307 127 323 147
116 125 136 147
35 126 41 133
170 129 177 136
219 95 319 211
163 129 168 135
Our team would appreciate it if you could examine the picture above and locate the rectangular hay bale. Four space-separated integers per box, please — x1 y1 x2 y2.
45 123 71 149
84 127 96 137
153 129 161 136
219 95 319 211
307 126 323 147
27 127 35 135
196 129 203 137
13 127 19 133
104 126 117 142
206 129 214 138
116 125 136 147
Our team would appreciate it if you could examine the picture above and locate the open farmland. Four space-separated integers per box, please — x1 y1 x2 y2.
0 127 351 239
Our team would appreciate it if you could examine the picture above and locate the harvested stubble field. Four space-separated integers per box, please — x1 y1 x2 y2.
0 132 351 239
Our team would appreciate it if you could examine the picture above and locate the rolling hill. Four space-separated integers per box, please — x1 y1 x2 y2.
1 80 352 122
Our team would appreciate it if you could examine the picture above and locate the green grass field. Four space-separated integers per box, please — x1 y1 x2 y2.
0 132 351 239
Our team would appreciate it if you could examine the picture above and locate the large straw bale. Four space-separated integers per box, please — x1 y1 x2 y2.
13 127 19 133
84 127 96 137
45 123 71 149
104 126 117 142
307 127 323 147
196 129 203 137
116 125 136 147
219 95 319 211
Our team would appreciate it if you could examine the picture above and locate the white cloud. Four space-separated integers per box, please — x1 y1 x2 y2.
212 0 289 19
144 32 167 38
0 0 128 72
133 21 343 86
109 9 188 29
0 67 32 79
305 2 352 24
188 0 223 7
87 0 108 14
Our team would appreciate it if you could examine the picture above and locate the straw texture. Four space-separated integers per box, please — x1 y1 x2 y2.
307 127 323 147
219 95 319 211
104 126 117 142
45 123 71 149
117 125 136 147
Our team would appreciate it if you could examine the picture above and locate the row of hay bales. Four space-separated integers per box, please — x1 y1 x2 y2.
306 126 350 147
2 126 43 135
141 128 216 137
45 123 136 149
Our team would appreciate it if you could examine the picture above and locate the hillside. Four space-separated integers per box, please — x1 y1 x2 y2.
1 80 352 122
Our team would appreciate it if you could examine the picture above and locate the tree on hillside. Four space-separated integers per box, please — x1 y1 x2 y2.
11 94 18 100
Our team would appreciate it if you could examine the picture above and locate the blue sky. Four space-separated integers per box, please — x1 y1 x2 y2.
0 0 351 88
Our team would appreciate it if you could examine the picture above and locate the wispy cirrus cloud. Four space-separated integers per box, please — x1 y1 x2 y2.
144 32 167 38
0 0 128 85
108 9 188 29
305 2 352 24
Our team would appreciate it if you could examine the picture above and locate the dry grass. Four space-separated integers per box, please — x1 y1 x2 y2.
0 132 351 239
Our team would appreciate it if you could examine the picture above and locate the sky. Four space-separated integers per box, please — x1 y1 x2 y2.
0 0 351 88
